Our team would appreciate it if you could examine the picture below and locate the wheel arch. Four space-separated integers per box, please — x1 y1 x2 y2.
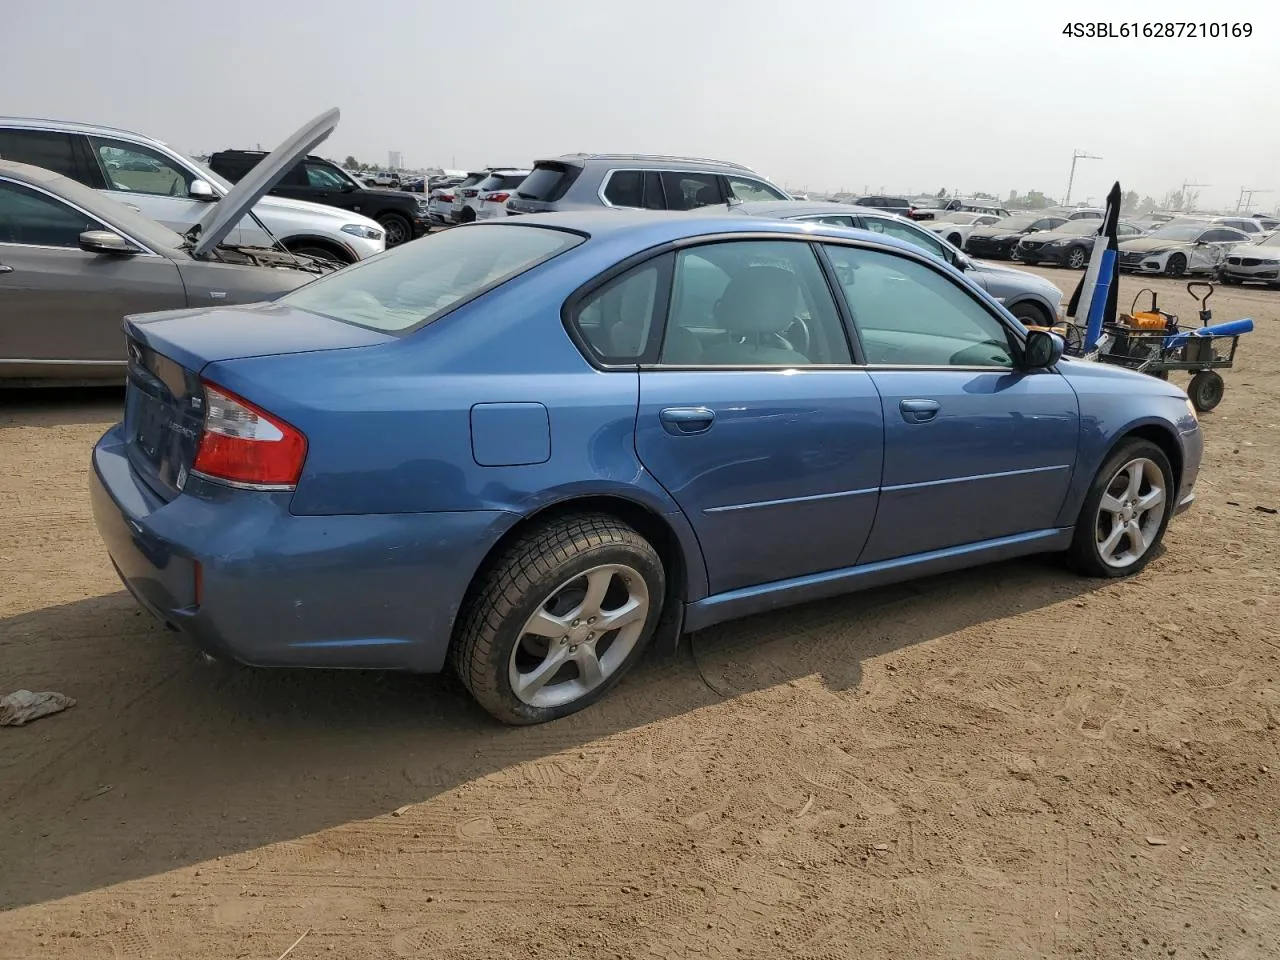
452 492 708 656
1056 417 1186 529
280 234 359 263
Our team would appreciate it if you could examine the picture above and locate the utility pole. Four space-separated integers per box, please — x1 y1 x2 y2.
1064 150 1102 206
1235 187 1270 213
1180 180 1209 212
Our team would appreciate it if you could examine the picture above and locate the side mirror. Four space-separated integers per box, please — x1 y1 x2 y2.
79 229 138 255
954 253 972 271
189 179 216 202
1022 329 1065 369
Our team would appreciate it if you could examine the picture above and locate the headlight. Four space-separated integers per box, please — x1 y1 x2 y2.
1184 397 1198 422
1045 240 1065 247
341 224 383 240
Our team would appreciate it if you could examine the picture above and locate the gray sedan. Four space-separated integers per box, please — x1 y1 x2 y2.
0 160 331 386
729 200 1065 327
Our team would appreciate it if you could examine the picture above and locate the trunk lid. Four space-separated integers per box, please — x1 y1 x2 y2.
120 303 394 499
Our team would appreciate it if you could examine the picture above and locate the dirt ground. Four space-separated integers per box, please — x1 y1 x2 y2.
1 267 1278 960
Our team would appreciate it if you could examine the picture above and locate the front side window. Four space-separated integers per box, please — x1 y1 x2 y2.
859 215 949 260
90 137 195 198
663 240 850 366
0 129 82 181
282 224 583 333
0 179 104 248
727 175 787 202
824 244 1015 368
661 171 723 211
570 259 664 363
304 162 349 190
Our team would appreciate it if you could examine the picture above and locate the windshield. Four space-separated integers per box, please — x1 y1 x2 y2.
280 224 583 332
990 216 1037 231
1148 224 1204 241
1255 231 1280 247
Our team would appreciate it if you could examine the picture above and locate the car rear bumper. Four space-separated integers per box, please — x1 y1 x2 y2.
90 424 515 673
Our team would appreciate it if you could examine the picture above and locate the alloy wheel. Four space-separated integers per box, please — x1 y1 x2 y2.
1094 457 1166 569
508 563 650 708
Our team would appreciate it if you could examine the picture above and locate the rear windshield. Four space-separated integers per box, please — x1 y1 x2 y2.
281 224 584 333
517 162 580 201
481 173 528 191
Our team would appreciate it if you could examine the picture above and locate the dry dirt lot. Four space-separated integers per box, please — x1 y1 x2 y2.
1 268 1278 960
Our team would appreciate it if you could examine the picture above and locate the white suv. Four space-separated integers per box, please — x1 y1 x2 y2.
471 169 531 221
0 117 385 263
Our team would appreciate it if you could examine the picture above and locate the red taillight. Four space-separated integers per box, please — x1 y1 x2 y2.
483 192 510 203
440 192 454 202
191 382 307 489
462 189 479 198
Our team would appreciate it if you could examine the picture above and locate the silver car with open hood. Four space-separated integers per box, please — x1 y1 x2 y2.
0 109 344 385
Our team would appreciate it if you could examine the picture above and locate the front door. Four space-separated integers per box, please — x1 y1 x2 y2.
84 134 244 246
0 179 185 370
632 239 884 595
822 241 1080 563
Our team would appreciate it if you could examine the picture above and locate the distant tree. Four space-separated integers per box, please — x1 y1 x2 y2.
343 155 360 169
1121 190 1140 212
1138 195 1157 213
936 187 948 198
1161 189 1185 211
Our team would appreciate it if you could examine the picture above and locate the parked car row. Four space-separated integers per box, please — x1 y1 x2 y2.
0 116 387 264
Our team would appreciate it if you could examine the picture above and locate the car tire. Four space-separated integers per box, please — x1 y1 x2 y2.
1067 438 1175 579
1010 247 1023 261
948 232 963 246
451 513 666 725
377 213 413 247
1187 370 1225 412
1067 246 1088 269
459 206 477 224
286 243 351 264
1165 254 1187 277
1009 301 1050 327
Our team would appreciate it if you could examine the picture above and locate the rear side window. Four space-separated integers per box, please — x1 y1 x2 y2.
0 129 82 181
661 171 723 210
516 163 580 201
281 224 584 333
570 258 667 363
603 170 643 207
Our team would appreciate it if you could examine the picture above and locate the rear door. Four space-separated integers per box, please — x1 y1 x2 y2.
822 241 1079 563
0 178 185 370
627 238 884 596
1193 228 1248 271
660 171 725 211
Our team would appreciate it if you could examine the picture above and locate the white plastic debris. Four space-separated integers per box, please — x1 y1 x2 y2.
0 690 76 726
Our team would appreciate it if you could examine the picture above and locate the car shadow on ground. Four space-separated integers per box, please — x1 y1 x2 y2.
0 386 123 428
0 553 1106 911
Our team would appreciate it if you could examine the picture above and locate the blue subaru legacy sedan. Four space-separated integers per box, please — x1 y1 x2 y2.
91 211 1203 724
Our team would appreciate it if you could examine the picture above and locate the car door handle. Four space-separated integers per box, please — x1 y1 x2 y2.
659 406 716 435
900 399 940 423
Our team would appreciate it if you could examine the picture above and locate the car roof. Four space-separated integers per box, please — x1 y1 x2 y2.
0 115 162 145
0 158 185 254
731 199 910 220
483 209 931 259
539 153 755 173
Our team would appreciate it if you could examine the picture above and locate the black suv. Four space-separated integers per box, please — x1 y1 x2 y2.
207 151 429 246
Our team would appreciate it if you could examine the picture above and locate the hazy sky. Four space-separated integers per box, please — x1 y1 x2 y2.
4 0 1277 209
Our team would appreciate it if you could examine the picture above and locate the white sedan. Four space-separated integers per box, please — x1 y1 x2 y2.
1117 223 1252 277
923 211 1003 248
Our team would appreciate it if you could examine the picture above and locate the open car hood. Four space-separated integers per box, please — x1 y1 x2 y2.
191 107 340 258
